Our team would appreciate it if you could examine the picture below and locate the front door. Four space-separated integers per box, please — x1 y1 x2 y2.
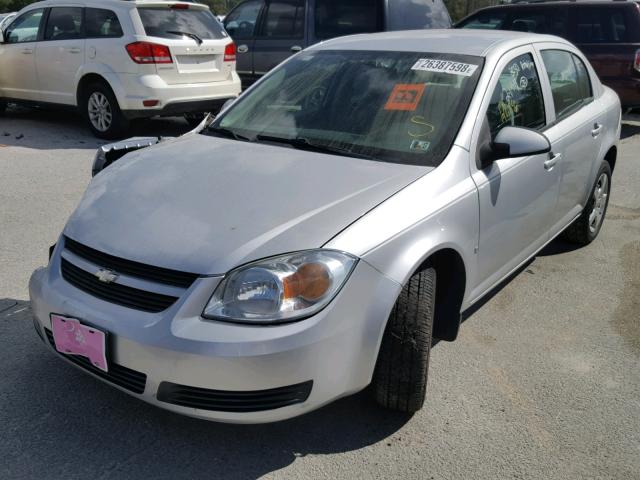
0 8 46 101
35 6 85 105
252 0 306 77
224 0 265 87
470 49 561 301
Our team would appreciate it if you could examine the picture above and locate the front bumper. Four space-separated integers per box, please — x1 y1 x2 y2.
29 246 401 423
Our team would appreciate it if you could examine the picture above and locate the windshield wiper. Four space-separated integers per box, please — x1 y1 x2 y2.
166 30 203 45
205 126 251 142
255 135 377 160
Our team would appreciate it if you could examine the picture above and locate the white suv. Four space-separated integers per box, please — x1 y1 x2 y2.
0 0 241 138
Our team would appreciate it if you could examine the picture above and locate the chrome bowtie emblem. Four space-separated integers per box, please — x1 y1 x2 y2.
95 269 119 284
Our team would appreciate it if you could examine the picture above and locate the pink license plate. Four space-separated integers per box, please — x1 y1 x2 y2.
51 314 108 372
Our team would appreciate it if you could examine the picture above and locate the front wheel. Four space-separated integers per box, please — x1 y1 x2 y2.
80 82 129 139
0 99 7 115
562 161 612 245
371 267 436 413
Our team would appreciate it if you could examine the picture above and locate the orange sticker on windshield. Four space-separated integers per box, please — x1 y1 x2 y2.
384 84 426 111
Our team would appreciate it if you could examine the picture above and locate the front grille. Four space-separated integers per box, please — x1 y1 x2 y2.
157 380 313 412
64 236 199 288
61 258 178 313
45 328 147 394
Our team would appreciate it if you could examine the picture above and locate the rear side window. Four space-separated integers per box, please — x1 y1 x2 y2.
387 0 451 30
314 0 382 40
44 7 83 41
86 8 122 38
487 53 546 137
260 0 304 38
4 9 43 43
541 50 593 120
457 10 507 30
138 7 226 40
575 7 628 43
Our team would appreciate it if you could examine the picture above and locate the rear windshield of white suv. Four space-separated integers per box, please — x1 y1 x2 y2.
137 7 227 40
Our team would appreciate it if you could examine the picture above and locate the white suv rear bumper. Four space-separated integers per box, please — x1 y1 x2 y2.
106 71 241 118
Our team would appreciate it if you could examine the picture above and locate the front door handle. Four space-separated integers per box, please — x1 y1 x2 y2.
544 152 562 170
290 45 302 53
67 47 81 54
21 47 34 55
591 123 603 138
237 44 249 54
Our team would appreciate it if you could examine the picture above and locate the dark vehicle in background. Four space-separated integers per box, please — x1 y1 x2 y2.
456 0 640 108
223 0 451 86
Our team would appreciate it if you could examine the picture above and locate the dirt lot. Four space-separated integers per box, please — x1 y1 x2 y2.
1 107 639 479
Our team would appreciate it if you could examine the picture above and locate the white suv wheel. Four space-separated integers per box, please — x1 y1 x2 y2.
88 92 113 132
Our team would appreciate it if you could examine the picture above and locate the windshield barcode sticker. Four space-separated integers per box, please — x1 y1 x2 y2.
411 59 479 77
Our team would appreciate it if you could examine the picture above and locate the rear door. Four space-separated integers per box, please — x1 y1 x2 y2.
568 4 640 104
252 0 306 77
535 45 605 236
136 3 233 85
0 8 45 101
35 6 85 105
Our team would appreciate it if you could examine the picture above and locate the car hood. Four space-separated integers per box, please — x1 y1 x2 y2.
64 135 430 275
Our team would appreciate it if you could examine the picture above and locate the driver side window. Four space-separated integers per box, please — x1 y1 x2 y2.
487 53 546 138
5 9 44 44
224 0 264 39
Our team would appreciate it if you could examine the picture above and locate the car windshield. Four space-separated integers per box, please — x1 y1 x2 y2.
207 50 483 166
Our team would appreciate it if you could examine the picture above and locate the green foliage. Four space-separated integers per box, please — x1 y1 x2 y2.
444 0 501 23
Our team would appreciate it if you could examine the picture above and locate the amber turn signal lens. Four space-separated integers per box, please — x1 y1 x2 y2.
283 263 331 302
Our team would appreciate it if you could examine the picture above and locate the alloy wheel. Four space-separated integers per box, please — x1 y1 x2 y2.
88 92 112 132
588 172 609 234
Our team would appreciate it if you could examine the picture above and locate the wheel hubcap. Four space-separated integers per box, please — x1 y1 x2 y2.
588 172 609 234
88 92 112 132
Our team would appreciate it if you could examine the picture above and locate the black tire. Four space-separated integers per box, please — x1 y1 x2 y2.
184 112 208 128
79 81 129 140
562 161 612 245
372 267 436 413
0 99 7 115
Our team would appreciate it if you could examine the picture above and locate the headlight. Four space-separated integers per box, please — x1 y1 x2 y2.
203 250 357 324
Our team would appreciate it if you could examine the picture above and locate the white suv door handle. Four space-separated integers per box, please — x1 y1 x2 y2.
21 47 34 55
67 47 81 54
591 123 603 138
544 152 562 170
237 44 249 54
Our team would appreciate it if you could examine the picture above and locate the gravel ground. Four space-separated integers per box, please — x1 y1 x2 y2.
1 106 639 480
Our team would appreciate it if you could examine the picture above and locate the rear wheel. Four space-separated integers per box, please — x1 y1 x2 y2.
562 161 611 245
371 267 436 413
0 99 7 115
80 81 129 139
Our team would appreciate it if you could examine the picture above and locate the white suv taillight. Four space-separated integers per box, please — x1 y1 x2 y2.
224 42 236 62
126 42 173 64
634 49 640 73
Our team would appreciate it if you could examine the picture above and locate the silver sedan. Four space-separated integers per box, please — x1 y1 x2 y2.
30 30 620 423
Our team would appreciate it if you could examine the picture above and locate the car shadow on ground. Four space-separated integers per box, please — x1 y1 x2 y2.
0 105 192 151
0 299 412 479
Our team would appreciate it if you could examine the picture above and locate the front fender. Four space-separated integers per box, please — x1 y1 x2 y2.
325 146 479 309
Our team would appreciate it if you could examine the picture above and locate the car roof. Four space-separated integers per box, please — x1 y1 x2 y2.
472 0 638 8
310 29 565 58
22 0 209 10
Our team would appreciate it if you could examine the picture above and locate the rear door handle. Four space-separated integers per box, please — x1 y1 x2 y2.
237 44 249 54
67 47 81 54
544 152 562 170
21 48 34 55
591 123 603 137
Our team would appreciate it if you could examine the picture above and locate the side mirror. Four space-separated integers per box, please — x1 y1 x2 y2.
478 126 551 169
221 98 235 111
